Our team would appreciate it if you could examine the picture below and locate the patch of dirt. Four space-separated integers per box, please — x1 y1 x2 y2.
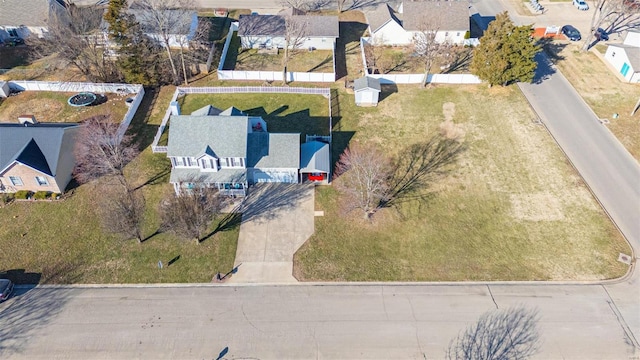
0 97 64 122
510 193 564 221
439 102 465 140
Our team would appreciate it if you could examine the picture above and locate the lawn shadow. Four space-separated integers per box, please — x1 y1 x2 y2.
126 87 161 151
308 54 334 73
330 130 356 172
336 21 369 79
531 50 558 84
378 84 398 102
538 37 567 65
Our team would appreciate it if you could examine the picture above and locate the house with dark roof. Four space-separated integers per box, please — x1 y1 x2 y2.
237 13 339 50
0 122 80 194
167 105 301 196
0 0 66 41
604 31 640 83
364 0 470 46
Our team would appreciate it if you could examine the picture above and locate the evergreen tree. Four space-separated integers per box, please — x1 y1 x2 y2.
104 0 130 44
470 12 540 86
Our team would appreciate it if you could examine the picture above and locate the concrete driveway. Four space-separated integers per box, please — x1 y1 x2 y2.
228 183 315 283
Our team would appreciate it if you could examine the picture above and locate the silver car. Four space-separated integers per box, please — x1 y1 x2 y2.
573 0 589 10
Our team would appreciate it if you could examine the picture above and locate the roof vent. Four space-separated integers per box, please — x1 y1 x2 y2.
18 115 38 125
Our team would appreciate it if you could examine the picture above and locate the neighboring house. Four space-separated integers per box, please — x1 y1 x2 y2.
167 105 300 196
604 30 640 83
0 121 80 194
364 0 470 46
0 0 66 41
237 13 339 50
354 76 381 107
101 8 198 49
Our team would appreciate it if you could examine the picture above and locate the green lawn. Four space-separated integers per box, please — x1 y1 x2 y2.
0 89 239 285
178 92 331 138
294 85 630 281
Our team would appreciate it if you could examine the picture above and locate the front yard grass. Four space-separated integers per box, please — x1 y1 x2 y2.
0 91 129 124
545 43 640 161
0 88 239 284
294 85 631 281
178 92 331 137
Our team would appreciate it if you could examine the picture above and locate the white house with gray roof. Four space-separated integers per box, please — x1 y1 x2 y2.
604 31 640 83
364 0 470 46
0 0 66 41
237 13 339 50
167 105 300 196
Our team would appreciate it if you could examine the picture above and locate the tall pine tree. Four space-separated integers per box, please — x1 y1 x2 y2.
470 12 540 86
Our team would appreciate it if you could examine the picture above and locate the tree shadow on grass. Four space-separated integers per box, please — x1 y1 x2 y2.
211 183 314 235
126 87 161 151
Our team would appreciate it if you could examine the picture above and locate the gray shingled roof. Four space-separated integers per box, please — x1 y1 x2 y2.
609 44 640 70
238 15 286 36
238 14 339 38
169 167 246 184
354 76 381 91
364 4 400 33
247 133 300 168
300 141 330 173
191 105 223 116
0 0 65 27
167 115 249 158
402 0 470 32
0 123 79 176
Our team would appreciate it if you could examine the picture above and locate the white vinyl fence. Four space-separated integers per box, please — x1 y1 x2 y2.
6 80 144 141
151 86 332 153
217 22 335 83
359 37 482 85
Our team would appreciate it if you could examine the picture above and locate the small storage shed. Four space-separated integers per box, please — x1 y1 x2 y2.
0 81 9 98
300 141 330 183
354 76 381 107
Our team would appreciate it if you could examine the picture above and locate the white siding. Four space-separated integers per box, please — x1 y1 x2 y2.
0 26 47 40
241 35 286 49
372 21 412 46
251 168 298 183
605 45 638 83
302 37 335 50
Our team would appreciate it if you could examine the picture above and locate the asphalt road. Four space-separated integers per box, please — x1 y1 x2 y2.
0 284 637 359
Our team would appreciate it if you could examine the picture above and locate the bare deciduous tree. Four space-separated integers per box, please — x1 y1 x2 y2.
333 142 391 220
446 306 541 360
583 0 640 50
32 4 120 82
412 18 452 87
101 188 146 243
282 15 308 83
160 182 223 243
132 0 196 84
74 115 139 191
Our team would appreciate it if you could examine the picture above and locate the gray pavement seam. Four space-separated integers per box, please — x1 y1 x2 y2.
601 284 640 350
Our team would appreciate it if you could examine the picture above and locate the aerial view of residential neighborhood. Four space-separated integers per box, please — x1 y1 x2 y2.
0 0 638 358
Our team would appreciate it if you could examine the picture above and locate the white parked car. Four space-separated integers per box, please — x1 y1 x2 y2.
573 0 589 10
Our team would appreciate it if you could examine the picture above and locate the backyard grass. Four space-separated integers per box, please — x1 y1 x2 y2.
0 88 239 285
293 85 631 281
0 91 129 124
178 92 331 138
337 11 369 81
545 43 640 160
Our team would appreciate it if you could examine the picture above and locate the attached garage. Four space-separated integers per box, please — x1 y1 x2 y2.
300 141 330 184
251 168 298 183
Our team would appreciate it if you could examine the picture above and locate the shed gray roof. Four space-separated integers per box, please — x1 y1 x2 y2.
300 141 330 173
238 14 339 38
0 123 79 176
247 133 300 168
609 44 640 70
169 167 246 184
402 0 470 32
167 115 249 158
354 76 381 91
0 0 65 28
364 4 401 33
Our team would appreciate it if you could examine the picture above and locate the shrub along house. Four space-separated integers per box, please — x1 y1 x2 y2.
0 119 80 195
167 105 301 196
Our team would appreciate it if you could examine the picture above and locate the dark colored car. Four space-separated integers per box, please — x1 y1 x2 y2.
562 25 582 41
595 28 609 41
0 279 14 302
3 37 25 46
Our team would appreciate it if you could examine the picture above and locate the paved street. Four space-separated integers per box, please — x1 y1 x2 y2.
0 284 638 359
